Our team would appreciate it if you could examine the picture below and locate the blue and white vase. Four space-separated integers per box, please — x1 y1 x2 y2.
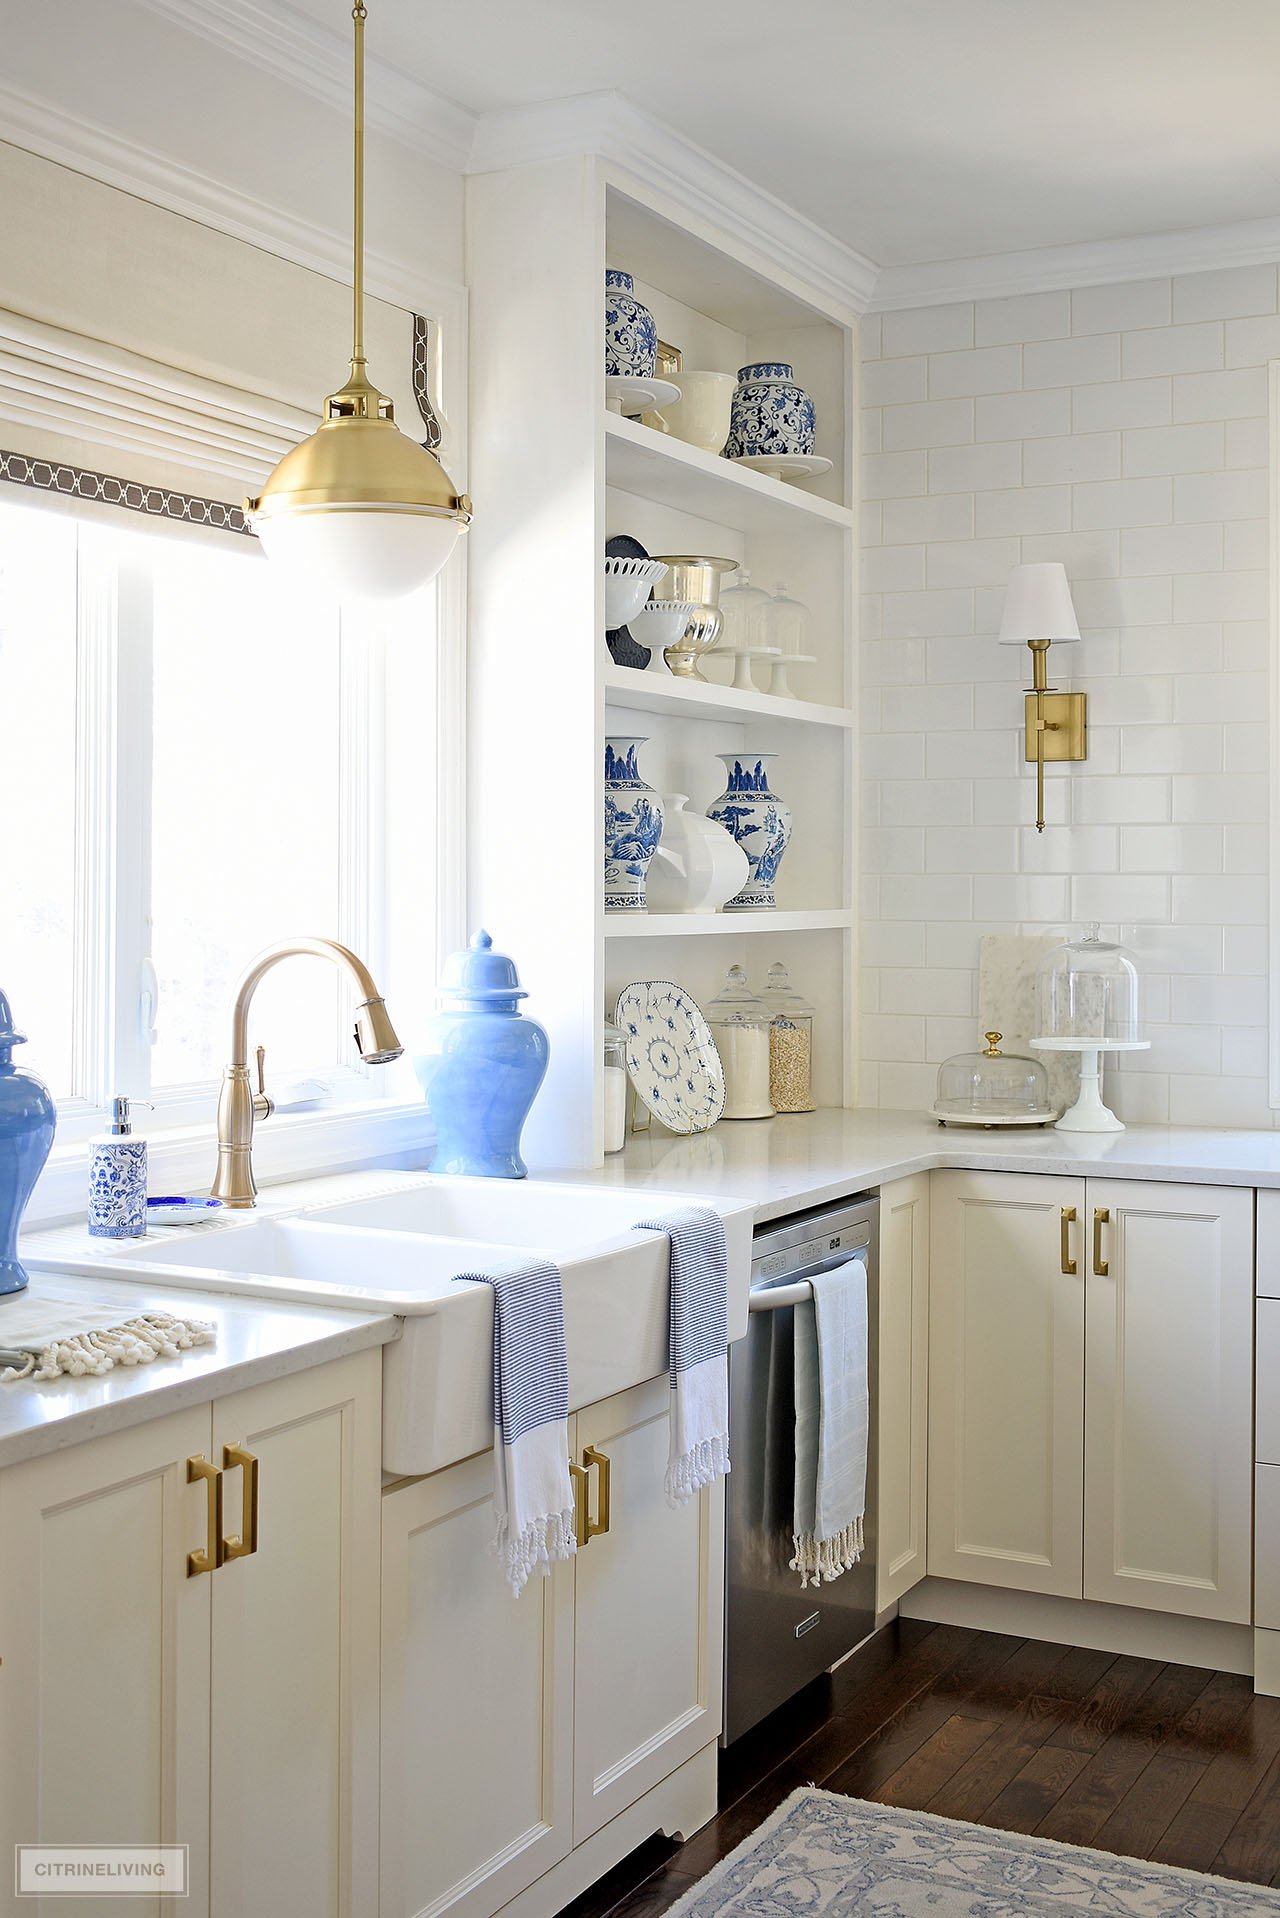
706 753 793 911
604 270 658 379
414 930 550 1180
724 363 816 459
0 989 57 1296
604 735 664 912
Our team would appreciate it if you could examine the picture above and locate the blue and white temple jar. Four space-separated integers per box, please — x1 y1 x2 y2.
604 269 658 379
707 753 793 910
0 989 57 1296
724 363 816 458
414 931 550 1180
604 736 665 912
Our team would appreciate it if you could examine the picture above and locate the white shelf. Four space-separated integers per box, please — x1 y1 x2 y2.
604 412 853 536
603 664 854 729
604 908 853 939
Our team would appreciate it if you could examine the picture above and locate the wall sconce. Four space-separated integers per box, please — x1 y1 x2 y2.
997 562 1086 832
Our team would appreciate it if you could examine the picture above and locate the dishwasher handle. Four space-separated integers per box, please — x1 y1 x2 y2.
749 1248 868 1312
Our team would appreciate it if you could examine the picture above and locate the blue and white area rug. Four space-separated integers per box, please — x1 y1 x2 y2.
667 1787 1280 1916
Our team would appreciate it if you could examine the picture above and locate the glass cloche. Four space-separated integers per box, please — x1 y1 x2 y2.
931 1032 1056 1128
1032 924 1149 1134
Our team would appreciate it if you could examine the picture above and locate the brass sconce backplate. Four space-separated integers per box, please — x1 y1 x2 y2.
1024 690 1087 763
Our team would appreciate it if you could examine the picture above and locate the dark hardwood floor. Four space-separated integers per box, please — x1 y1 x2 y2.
559 1621 1280 1918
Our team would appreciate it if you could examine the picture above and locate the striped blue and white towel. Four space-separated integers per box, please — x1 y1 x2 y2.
633 1205 730 1506
453 1258 576 1594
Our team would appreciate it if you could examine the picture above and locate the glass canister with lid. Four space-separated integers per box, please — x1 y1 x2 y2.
759 960 815 1112
706 965 774 1119
603 1019 628 1153
931 1031 1056 1128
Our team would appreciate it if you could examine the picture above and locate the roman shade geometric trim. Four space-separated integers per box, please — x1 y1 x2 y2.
0 448 252 534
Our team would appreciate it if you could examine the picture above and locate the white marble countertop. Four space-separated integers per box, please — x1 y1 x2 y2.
0 1268 397 1470
546 1107 1280 1223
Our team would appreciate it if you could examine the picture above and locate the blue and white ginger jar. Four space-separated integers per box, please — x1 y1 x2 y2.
604 735 664 912
414 931 550 1180
0 989 57 1296
706 753 793 910
604 269 658 379
724 362 816 459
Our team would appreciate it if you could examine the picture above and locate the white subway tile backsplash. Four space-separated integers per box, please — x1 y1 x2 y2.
862 409 883 454
972 873 1071 921
1224 925 1268 974
1223 521 1269 571
1220 1027 1268 1077
926 536 1021 589
882 303 974 358
860 732 926 779
1074 673 1172 724
1172 571 1267 623
1169 1074 1272 1126
973 776 1070 826
880 778 975 826
880 967 976 1015
1225 417 1268 466
1119 624 1223 677
1071 279 1171 335
926 729 1019 779
1171 872 1267 923
862 355 930 405
860 313 882 360
928 344 1022 399
1172 263 1278 323
882 397 974 451
1121 421 1225 477
1224 721 1269 773
878 1063 939 1107
1224 823 1268 873
1120 521 1223 576
1020 530 1121 577
1173 366 1268 421
1072 775 1171 824
1225 313 1280 366
975 485 1071 537
881 491 974 544
880 683 975 731
1118 824 1222 872
1023 433 1121 486
1138 1023 1222 1075
1072 476 1172 529
863 826 925 873
924 826 1020 873
862 920 927 967
1069 575 1172 628
864 635 926 685
1171 672 1267 725
1072 377 1171 432
1071 872 1169 922
976 290 1071 345
881 587 974 639
976 388 1071 442
861 499 883 546
880 873 974 921
1171 770 1269 822
1172 974 1268 1026
863 1013 926 1061
862 544 926 594
1120 322 1223 380
1118 722 1223 775
928 441 1021 494
1018 825 1119 871
1174 467 1269 522
863 449 928 499
1024 333 1120 389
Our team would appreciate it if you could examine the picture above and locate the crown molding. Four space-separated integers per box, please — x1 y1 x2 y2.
871 214 1280 311
0 78 463 322
468 91 879 317
136 0 476 174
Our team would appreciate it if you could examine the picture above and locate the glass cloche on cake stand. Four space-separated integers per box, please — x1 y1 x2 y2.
930 1032 1058 1128
1032 924 1149 1132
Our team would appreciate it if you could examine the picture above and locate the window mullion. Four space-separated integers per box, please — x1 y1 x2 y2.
337 614 386 1080
70 534 119 1109
110 542 155 1105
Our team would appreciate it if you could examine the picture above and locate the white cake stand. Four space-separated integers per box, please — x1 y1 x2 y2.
1031 1036 1150 1133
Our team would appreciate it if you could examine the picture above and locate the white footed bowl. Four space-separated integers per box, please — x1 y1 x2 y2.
662 371 736 455
631 598 698 651
645 794 750 913
604 556 668 628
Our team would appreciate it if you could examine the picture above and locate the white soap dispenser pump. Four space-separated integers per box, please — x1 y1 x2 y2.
88 1096 148 1239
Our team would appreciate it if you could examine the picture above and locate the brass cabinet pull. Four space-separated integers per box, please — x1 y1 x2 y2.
187 1455 224 1577
583 1446 611 1540
569 1459 590 1548
1060 1206 1078 1275
221 1444 260 1561
1093 1206 1110 1276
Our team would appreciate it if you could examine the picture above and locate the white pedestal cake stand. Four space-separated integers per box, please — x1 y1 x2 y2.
1031 1036 1150 1133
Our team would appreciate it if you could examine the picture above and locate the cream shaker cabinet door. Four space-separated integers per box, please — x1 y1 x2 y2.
209 1349 381 1918
379 1444 574 1918
572 1374 724 1843
928 1169 1086 1598
876 1172 929 1611
0 1405 213 1918
1083 1179 1253 1623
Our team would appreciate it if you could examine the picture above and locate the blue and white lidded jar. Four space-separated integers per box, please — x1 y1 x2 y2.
0 988 57 1294
88 1097 147 1240
706 752 793 911
604 735 665 913
604 269 658 379
724 363 816 459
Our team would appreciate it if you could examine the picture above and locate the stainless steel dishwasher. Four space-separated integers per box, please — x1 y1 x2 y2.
723 1194 880 1744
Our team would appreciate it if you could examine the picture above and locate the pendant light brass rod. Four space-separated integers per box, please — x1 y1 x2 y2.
352 1 367 369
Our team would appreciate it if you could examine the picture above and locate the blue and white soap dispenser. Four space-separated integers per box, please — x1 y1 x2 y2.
88 1097 148 1240
0 989 57 1296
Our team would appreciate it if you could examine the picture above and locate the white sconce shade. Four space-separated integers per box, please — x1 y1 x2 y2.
997 562 1081 647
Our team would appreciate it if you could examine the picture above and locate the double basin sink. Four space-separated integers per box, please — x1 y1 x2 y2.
29 1174 755 1476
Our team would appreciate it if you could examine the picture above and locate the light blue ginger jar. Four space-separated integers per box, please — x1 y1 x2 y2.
604 735 664 912
414 931 550 1179
707 752 793 910
0 990 57 1296
724 362 816 459
604 269 658 379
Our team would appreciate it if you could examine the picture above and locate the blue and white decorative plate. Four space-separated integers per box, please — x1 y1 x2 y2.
146 1197 225 1227
615 980 725 1136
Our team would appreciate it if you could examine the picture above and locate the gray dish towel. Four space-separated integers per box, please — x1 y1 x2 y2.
791 1255 869 1588
633 1204 730 1506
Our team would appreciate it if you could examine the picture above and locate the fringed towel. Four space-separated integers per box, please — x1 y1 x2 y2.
791 1254 868 1588
633 1205 730 1507
0 1301 215 1382
453 1257 576 1595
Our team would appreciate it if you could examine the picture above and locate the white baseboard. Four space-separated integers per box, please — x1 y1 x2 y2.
900 1577 1254 1677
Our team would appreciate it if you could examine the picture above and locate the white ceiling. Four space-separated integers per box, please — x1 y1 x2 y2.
288 0 1280 268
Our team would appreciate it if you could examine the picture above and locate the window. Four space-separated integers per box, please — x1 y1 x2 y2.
0 493 442 1142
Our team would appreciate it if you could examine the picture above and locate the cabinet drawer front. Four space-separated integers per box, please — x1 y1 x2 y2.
1257 1466 1280 1630
1259 1191 1280 1299
1260 1301 1280 1465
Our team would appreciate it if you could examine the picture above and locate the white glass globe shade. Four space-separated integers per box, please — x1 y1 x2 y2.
254 503 466 601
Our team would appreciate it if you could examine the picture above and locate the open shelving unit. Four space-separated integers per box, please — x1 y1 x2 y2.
467 157 861 1165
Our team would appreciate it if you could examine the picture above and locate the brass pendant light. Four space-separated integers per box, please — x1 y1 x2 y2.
245 1 471 599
